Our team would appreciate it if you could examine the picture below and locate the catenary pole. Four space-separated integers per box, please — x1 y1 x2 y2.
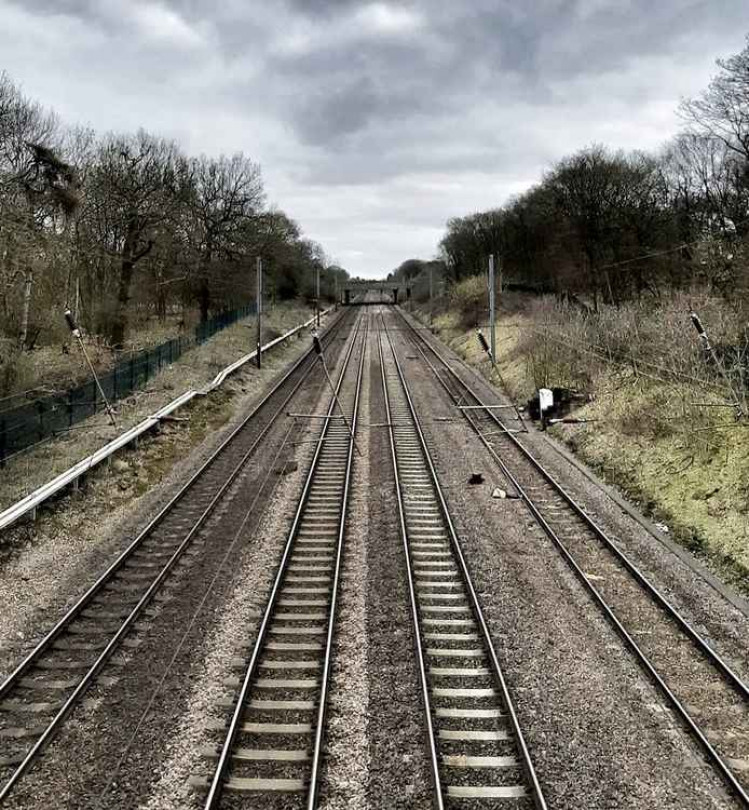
488 254 496 366
316 265 321 327
256 256 262 369
429 265 434 324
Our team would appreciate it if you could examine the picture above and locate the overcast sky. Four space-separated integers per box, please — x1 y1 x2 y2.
2 1 748 278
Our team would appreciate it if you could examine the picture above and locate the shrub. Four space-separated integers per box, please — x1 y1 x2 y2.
449 275 487 329
0 340 35 398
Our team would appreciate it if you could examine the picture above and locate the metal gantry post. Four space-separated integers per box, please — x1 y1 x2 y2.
316 265 321 327
256 256 262 369
488 254 496 366
429 266 434 324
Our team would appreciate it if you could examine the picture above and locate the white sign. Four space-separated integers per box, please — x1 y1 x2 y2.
539 388 554 413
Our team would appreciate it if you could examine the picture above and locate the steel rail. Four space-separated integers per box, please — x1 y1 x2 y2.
397 307 749 697
379 311 548 810
394 306 749 807
307 309 367 809
377 318 444 810
1 309 348 699
0 310 351 803
203 309 366 809
0 307 336 532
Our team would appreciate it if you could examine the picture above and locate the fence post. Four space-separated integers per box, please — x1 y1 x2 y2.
0 418 5 468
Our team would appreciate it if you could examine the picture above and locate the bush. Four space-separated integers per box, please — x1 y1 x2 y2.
449 275 487 329
0 340 35 398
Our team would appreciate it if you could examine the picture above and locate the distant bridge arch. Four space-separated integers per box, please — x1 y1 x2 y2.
342 279 412 305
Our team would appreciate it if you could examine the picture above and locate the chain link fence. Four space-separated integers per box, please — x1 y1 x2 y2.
0 304 255 466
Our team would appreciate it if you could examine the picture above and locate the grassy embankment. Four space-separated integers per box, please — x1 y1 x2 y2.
4 307 253 400
0 303 319 513
416 278 749 590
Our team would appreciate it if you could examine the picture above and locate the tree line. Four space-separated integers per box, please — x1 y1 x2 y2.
393 36 749 310
0 73 347 352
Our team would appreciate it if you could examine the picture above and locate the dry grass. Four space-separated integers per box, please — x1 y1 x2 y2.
1 304 278 401
420 286 749 580
0 303 317 512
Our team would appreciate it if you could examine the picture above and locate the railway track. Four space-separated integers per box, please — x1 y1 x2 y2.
196 309 367 808
0 308 353 803
393 305 749 807
378 312 547 809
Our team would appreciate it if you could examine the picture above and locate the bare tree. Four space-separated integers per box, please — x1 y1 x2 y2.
82 130 189 346
681 37 749 164
188 153 264 320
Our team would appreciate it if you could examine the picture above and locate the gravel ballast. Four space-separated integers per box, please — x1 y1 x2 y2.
0 311 337 684
4 303 747 809
0 313 352 810
404 307 749 686
316 322 371 810
364 321 433 809
386 307 737 810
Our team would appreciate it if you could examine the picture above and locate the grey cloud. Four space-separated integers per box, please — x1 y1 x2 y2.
3 0 749 276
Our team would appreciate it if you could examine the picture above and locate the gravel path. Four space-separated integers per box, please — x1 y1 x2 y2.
386 308 737 810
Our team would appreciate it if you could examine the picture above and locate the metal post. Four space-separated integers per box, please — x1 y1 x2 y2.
316 265 321 327
256 256 262 369
64 309 117 427
429 266 434 324
690 310 745 415
488 254 496 366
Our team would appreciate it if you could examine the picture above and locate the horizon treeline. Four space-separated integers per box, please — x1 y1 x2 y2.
392 36 749 310
0 73 347 352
